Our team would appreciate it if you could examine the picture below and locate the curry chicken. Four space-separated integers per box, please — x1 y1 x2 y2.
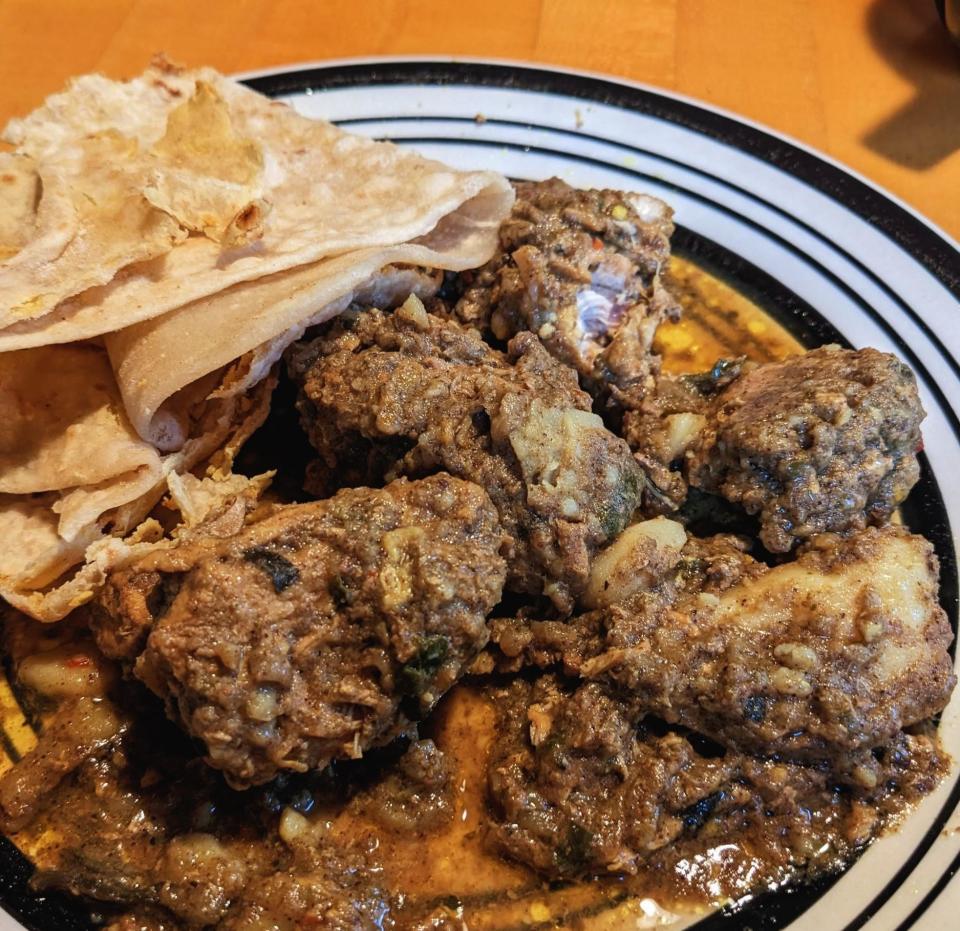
0 178 953 930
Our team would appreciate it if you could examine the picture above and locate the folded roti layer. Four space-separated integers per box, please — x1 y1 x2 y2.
0 81 245 322
0 59 512 344
0 344 162 495
0 59 514 621
0 371 275 622
107 191 508 446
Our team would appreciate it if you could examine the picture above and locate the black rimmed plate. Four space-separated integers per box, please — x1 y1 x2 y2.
1 58 958 931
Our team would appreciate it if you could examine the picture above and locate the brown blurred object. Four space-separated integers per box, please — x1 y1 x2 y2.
864 0 960 170
935 0 960 43
0 0 958 240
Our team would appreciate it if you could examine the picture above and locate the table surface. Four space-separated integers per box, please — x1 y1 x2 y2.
1 0 958 241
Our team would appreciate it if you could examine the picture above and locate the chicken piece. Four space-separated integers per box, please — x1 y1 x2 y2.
91 474 506 787
486 674 946 880
490 525 955 761
291 299 645 612
482 526 759 675
618 357 742 512
487 675 737 877
623 347 925 551
451 178 680 396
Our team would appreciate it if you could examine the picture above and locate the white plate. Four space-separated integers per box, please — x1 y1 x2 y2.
2 58 958 931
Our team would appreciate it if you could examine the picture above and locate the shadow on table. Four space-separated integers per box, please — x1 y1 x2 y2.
864 0 960 169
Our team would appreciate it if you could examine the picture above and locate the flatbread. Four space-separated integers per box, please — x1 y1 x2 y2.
0 153 40 262
0 59 514 622
0 371 275 621
143 80 268 246
0 131 188 324
0 69 278 323
1 68 195 156
0 341 162 593
0 344 161 494
0 60 512 344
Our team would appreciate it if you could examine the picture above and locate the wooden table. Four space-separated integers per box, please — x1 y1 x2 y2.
1 0 958 240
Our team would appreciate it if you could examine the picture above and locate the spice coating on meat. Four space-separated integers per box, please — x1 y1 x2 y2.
489 525 955 762
451 178 679 396
0 161 953 926
624 347 925 550
92 474 507 787
486 675 946 880
487 676 736 876
619 358 743 512
291 299 645 612
688 347 925 551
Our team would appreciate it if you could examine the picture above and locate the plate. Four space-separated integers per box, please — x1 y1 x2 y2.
2 58 959 931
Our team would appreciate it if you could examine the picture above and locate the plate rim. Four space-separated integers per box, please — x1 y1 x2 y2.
235 54 960 281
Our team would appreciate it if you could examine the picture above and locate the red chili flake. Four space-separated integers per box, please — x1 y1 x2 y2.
65 655 92 668
592 237 603 250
